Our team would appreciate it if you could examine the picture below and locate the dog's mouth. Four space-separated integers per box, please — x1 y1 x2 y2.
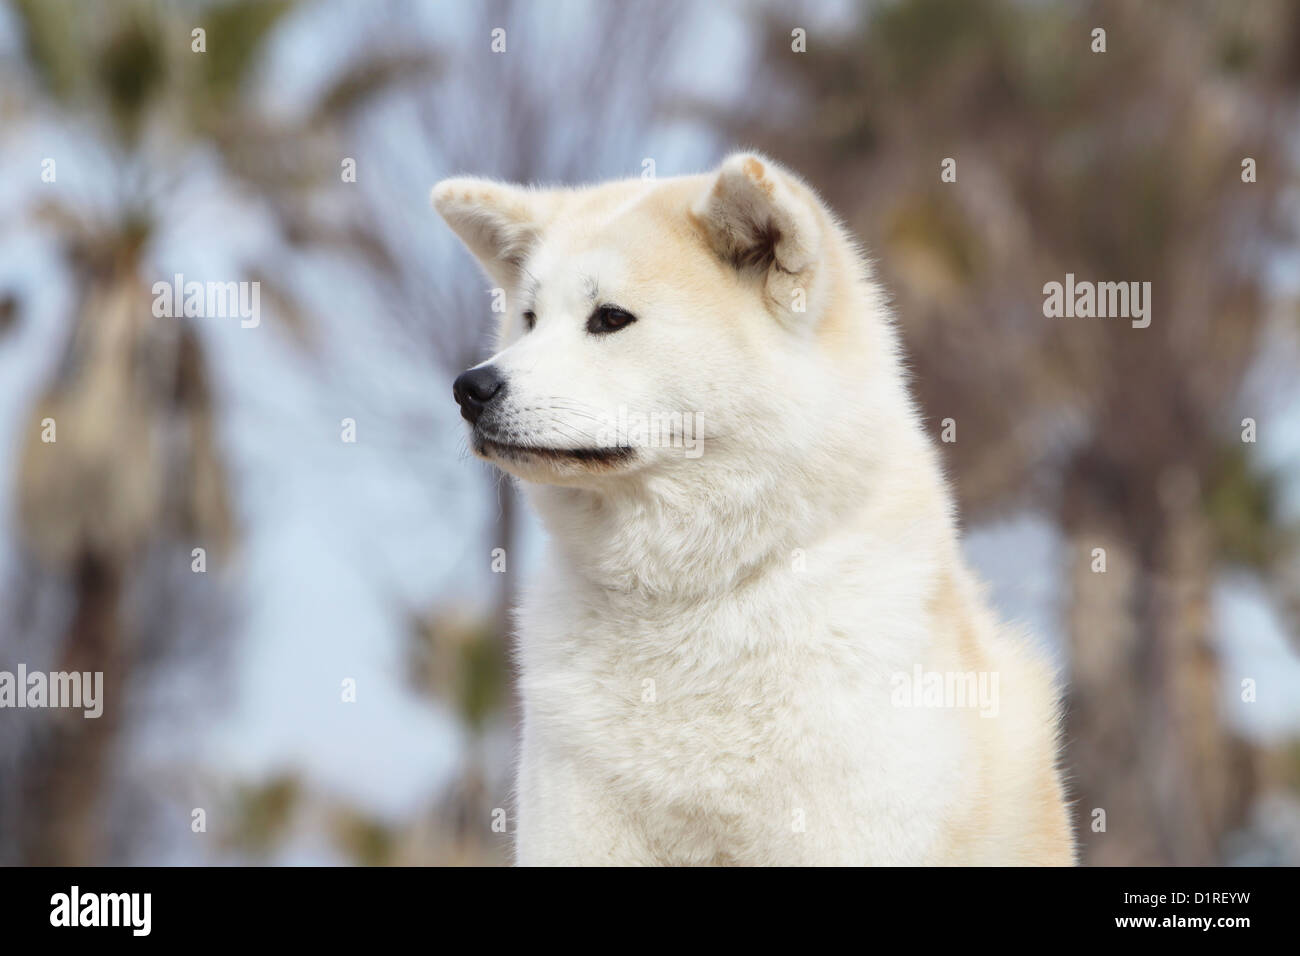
474 435 636 467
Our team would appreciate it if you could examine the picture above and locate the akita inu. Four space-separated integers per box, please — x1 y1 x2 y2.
434 153 1074 865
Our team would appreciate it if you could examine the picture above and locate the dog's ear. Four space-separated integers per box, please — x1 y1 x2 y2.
692 153 827 325
432 178 551 289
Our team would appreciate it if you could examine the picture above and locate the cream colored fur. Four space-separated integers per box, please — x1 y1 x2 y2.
433 153 1074 866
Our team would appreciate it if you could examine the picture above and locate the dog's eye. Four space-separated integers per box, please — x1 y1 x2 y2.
587 305 636 335
522 310 536 331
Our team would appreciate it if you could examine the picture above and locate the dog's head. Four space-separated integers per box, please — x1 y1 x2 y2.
433 152 888 489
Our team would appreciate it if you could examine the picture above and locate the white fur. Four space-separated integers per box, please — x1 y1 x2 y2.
433 154 1074 865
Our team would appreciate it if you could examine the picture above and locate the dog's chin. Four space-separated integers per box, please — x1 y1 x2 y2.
472 434 636 482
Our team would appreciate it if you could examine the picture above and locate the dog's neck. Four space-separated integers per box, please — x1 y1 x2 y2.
527 416 947 605
529 465 815 599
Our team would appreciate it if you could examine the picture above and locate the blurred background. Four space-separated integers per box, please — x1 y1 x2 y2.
0 0 1297 866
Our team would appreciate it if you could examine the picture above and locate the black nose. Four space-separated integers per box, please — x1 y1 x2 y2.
452 365 506 425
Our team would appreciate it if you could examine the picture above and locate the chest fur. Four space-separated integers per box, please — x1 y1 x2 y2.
515 552 968 862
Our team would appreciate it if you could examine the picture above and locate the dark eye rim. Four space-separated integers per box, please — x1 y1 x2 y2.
587 304 637 335
522 309 537 331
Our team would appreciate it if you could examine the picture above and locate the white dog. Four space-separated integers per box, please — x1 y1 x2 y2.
434 153 1074 865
